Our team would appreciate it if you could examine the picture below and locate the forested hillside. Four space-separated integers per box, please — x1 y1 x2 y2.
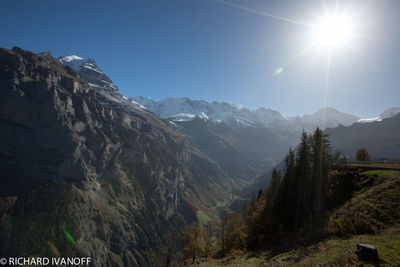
177 129 400 266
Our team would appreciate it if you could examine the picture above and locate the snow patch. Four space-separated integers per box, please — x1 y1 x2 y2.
83 65 103 74
88 83 101 88
168 113 196 122
198 112 209 120
357 116 383 123
131 100 147 109
59 55 83 62
59 55 88 71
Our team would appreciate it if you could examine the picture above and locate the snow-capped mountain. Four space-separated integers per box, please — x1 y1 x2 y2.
357 107 400 123
133 96 288 129
132 96 360 133
59 55 119 94
59 55 148 111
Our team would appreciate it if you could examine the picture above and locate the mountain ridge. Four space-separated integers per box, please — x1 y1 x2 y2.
0 47 236 266
56 55 399 131
132 96 398 133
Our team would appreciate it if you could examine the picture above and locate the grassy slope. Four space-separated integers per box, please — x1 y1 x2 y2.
195 227 400 266
192 166 400 266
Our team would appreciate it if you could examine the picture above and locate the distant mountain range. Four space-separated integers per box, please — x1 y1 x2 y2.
132 96 400 178
242 113 400 200
132 96 399 134
56 54 400 183
1 48 398 266
327 114 400 161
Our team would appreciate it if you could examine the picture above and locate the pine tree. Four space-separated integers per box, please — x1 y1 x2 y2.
294 132 312 229
278 148 296 230
264 168 281 232
251 129 332 244
310 128 331 224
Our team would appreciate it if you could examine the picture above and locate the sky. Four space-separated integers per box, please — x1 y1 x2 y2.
1 0 399 117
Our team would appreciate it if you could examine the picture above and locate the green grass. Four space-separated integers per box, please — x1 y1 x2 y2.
362 169 400 177
215 199 228 208
197 210 211 226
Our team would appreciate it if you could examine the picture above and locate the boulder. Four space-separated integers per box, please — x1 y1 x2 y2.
356 243 379 263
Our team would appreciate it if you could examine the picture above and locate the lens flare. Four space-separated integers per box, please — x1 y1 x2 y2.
62 226 77 246
275 67 284 75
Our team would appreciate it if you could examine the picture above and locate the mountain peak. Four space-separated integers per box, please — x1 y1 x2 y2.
58 55 91 72
59 55 83 62
58 55 118 94
315 107 342 115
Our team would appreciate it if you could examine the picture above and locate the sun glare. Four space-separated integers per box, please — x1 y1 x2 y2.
312 14 354 49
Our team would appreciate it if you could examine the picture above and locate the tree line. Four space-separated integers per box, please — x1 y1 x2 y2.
181 128 332 262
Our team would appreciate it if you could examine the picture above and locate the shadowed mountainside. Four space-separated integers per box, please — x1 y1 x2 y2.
327 114 400 161
0 47 235 266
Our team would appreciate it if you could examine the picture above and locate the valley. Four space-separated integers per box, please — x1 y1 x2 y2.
0 46 399 266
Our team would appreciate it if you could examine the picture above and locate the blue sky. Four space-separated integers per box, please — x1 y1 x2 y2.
1 0 399 117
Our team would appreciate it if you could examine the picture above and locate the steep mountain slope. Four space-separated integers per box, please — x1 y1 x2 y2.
58 55 119 95
173 118 292 185
0 47 233 266
327 114 400 160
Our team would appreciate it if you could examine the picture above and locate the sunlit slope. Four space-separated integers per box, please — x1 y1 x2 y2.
192 166 400 266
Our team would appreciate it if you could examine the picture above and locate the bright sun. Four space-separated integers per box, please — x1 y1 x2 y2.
312 14 354 49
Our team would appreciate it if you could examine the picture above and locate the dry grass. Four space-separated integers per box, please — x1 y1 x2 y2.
192 226 400 266
328 170 400 236
191 167 400 267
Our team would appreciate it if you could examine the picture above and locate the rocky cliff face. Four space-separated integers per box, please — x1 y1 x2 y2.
0 47 232 266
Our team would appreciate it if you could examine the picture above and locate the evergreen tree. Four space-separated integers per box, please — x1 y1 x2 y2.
263 168 280 232
257 189 263 200
277 148 296 230
310 128 331 224
242 129 332 248
243 192 266 248
294 132 312 229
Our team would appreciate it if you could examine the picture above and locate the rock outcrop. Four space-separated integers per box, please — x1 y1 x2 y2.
0 47 232 266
